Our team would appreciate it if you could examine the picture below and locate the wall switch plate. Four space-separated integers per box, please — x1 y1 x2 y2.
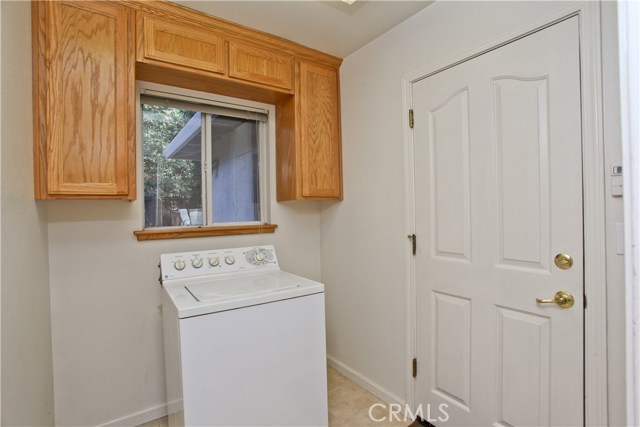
611 165 623 197
611 176 623 196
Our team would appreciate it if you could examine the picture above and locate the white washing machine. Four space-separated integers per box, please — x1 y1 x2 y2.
160 245 328 427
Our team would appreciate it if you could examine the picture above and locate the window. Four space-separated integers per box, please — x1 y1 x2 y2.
139 90 271 235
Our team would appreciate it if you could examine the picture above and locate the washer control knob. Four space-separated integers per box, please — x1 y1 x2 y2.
209 256 220 267
225 256 236 265
254 252 266 262
174 260 186 271
192 258 203 269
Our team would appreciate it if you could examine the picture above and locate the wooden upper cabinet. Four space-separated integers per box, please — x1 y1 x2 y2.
298 61 342 198
228 41 293 91
32 0 342 202
276 61 342 201
32 1 135 199
139 14 227 75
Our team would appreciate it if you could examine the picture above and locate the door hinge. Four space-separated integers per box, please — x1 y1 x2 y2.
412 358 417 378
408 234 416 255
409 109 414 128
584 294 587 309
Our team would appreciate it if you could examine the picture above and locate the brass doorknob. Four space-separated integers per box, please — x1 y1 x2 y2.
536 291 575 308
554 253 573 270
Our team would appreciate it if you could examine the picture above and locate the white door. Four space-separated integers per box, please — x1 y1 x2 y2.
413 17 583 426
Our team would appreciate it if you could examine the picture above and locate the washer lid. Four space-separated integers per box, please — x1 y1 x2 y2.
186 275 300 302
162 270 324 318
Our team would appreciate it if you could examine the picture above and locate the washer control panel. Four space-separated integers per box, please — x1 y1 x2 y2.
245 247 274 266
161 245 279 281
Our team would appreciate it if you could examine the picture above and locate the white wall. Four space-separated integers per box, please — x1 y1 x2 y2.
321 1 625 421
0 1 55 425
46 104 323 425
618 2 640 423
601 2 627 425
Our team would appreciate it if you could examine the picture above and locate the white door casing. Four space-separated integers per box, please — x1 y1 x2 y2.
413 17 583 426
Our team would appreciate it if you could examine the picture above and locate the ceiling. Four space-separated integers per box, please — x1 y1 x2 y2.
172 1 433 58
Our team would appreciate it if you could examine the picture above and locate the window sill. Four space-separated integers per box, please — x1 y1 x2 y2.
134 224 277 241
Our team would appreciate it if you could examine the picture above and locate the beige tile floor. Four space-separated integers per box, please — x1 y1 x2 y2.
138 367 413 427
327 367 413 427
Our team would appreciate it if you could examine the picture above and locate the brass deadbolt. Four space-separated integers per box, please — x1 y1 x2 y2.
554 253 573 270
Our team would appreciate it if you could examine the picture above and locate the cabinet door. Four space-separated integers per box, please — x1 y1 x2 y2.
298 61 342 198
37 1 134 198
142 15 226 75
229 41 293 90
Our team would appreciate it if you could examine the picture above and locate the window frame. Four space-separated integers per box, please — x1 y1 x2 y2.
134 81 276 241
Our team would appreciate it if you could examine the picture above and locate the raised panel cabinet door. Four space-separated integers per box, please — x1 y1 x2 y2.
228 41 293 90
298 61 342 199
37 1 134 198
142 15 227 75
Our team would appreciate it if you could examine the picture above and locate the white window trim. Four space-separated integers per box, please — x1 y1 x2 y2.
136 81 273 230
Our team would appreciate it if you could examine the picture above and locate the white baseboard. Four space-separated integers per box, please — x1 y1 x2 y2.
327 355 406 406
98 403 167 427
97 358 402 427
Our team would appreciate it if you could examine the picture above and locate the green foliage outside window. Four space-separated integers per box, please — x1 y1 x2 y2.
142 104 202 226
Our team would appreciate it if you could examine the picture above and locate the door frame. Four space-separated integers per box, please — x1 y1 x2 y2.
401 2 607 425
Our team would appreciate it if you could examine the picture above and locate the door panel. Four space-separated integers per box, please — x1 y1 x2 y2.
432 292 471 409
413 17 582 426
429 90 472 260
494 77 550 269
496 307 551 427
